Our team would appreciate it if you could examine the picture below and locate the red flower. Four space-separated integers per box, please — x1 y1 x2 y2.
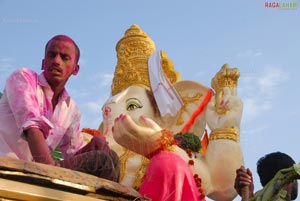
82 128 103 137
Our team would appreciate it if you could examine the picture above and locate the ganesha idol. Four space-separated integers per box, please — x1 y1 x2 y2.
95 24 244 200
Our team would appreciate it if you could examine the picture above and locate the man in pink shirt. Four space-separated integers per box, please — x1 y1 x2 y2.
0 35 119 181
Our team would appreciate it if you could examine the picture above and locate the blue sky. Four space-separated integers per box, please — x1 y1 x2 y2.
1 0 300 199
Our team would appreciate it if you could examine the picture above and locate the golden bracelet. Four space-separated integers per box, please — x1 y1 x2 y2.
209 127 239 142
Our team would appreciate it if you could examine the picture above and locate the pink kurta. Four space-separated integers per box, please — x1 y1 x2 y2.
0 68 85 161
139 151 205 201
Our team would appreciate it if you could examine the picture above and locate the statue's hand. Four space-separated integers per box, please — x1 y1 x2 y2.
205 87 243 130
112 114 162 156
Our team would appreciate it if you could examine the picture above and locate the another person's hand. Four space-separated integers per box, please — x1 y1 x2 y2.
234 166 254 198
75 136 111 156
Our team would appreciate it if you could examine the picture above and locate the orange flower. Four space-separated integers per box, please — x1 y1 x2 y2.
82 128 103 137
146 129 177 158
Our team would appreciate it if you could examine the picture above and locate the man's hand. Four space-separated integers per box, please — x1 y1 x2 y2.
75 136 111 156
234 166 254 198
25 127 56 165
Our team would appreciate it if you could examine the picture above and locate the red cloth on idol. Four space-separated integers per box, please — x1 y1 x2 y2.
139 151 205 201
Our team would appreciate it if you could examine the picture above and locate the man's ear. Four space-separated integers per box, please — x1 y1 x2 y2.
72 64 79 75
41 59 45 70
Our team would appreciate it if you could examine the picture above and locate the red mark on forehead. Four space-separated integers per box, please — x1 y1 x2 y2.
49 35 75 43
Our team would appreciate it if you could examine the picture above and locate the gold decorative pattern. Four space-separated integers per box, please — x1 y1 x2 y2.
160 51 181 84
111 24 180 96
119 148 133 183
209 127 239 142
176 93 203 126
211 64 240 93
132 156 149 189
119 147 149 190
211 64 240 114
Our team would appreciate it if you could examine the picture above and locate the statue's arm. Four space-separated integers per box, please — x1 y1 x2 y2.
204 65 244 200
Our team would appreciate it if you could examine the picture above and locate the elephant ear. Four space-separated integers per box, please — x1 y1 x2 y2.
169 80 212 138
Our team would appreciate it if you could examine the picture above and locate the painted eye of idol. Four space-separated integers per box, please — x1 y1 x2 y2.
126 98 143 111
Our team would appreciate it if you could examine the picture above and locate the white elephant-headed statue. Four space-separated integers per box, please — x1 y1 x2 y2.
98 24 244 201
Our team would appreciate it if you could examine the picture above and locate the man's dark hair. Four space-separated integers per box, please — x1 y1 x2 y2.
45 35 80 63
257 151 295 186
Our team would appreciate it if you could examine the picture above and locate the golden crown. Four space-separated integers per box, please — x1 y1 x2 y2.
211 64 240 94
111 24 180 96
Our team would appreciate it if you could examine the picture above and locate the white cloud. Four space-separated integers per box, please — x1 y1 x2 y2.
0 57 15 72
0 57 17 90
67 84 91 98
239 65 288 122
258 65 288 94
100 73 113 86
80 100 104 128
253 52 262 57
242 125 268 136
78 49 87 67
194 71 206 78
90 72 113 87
242 98 272 122
78 58 86 66
81 94 109 113
1 57 14 62
84 101 101 111
237 49 262 58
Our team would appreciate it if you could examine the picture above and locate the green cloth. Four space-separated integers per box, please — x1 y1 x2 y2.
252 189 291 201
249 164 300 201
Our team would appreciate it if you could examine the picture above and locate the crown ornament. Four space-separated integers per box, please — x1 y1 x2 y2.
111 24 180 96
211 64 240 114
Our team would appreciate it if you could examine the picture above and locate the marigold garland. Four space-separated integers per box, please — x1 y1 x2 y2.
159 130 178 151
81 128 103 137
146 129 177 159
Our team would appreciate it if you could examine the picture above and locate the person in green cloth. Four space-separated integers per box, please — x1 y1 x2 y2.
234 152 299 201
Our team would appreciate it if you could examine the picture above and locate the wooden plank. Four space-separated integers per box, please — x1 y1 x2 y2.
0 157 146 200
0 178 105 201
